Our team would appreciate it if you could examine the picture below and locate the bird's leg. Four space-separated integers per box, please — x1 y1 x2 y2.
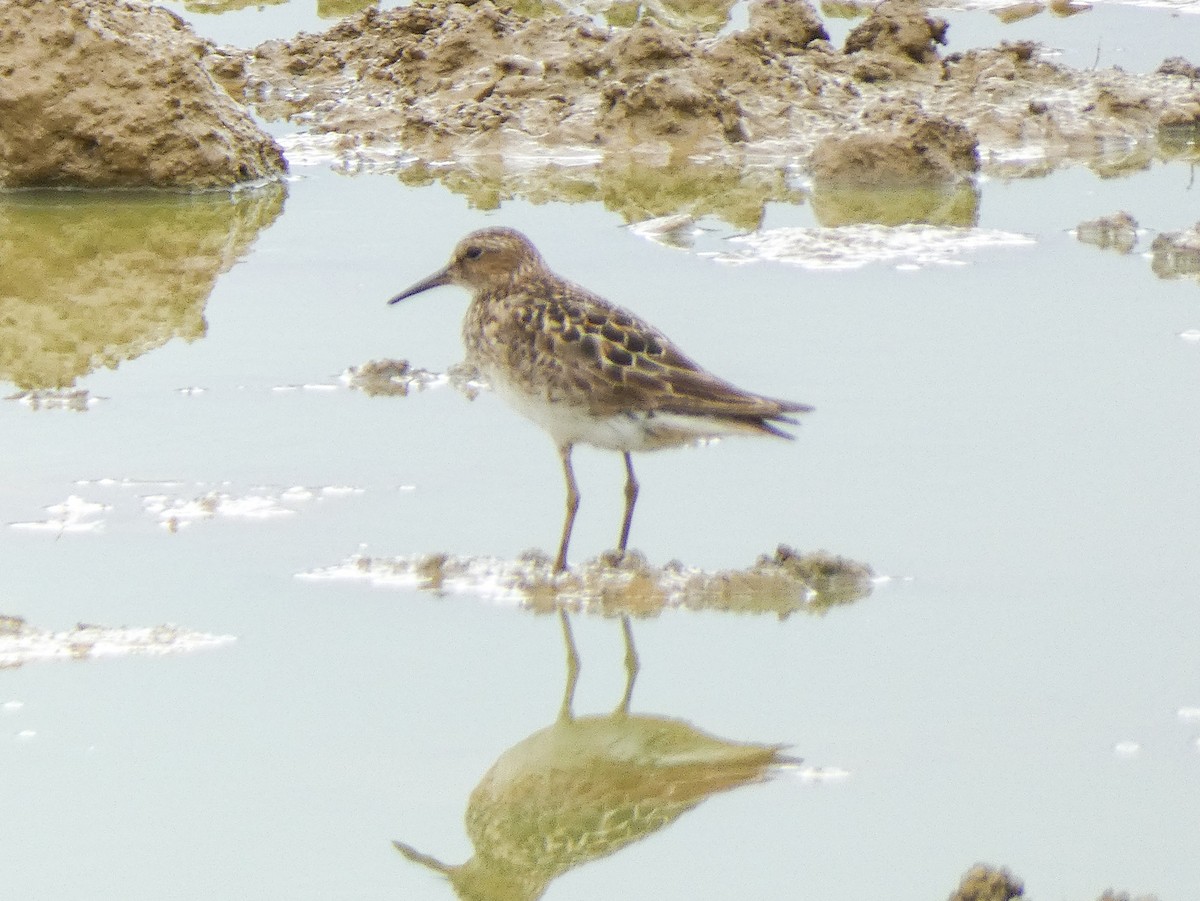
555 444 579 574
558 608 580 722
615 614 640 716
617 451 639 556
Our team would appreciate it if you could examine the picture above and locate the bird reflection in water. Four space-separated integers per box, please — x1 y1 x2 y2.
393 611 799 901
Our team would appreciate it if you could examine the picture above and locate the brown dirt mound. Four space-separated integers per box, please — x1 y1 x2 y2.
240 0 1200 183
0 0 285 189
811 100 979 184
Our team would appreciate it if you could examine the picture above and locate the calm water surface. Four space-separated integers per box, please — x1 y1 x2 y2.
2 3 1199 900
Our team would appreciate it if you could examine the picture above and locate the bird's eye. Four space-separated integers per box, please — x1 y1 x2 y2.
464 246 483 260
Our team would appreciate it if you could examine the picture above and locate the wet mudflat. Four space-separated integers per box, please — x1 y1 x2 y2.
3 2 1200 900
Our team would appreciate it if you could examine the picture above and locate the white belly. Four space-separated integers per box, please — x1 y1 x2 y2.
487 373 732 452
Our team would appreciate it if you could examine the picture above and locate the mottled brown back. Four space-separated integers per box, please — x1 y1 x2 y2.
464 269 810 436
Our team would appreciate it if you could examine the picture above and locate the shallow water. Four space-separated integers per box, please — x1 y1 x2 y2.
3 4 1200 900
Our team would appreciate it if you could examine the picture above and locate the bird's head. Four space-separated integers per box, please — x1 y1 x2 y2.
388 227 545 304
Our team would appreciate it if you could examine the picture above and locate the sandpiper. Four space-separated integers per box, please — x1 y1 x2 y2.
388 227 811 572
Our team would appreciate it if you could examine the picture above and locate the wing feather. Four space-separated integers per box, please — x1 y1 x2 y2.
505 281 813 432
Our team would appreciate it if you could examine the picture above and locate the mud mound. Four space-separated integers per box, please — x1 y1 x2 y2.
844 0 948 67
0 0 285 189
811 100 979 184
248 5 780 158
738 0 829 55
949 864 1024 901
1151 223 1200 282
242 0 1200 186
1075 211 1139 254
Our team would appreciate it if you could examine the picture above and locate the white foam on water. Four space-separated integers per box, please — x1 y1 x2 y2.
709 224 1036 271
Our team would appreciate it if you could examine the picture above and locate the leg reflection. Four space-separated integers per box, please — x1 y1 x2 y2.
616 615 639 716
558 610 641 718
558 608 580 722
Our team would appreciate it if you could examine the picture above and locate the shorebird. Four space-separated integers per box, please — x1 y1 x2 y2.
387 227 811 572
393 618 796 900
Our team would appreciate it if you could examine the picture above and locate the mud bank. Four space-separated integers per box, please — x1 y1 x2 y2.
0 0 285 189
299 545 875 618
240 0 1200 185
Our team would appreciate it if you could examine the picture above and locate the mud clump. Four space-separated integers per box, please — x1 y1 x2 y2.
601 74 748 145
1150 222 1200 281
342 358 487 399
844 0 948 72
811 101 979 185
1075 211 1139 254
0 0 285 189
737 0 830 55
991 3 1044 25
1156 56 1200 81
342 359 440 397
597 19 750 144
949 864 1024 901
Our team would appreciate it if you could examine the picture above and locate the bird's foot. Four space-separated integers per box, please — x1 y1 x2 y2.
599 547 650 571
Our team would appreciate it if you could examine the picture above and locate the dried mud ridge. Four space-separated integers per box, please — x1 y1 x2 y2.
238 0 1200 183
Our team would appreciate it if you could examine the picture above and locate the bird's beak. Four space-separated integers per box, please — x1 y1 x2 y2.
387 266 452 305
392 840 453 875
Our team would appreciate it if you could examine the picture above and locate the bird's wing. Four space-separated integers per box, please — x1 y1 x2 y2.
521 284 811 426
